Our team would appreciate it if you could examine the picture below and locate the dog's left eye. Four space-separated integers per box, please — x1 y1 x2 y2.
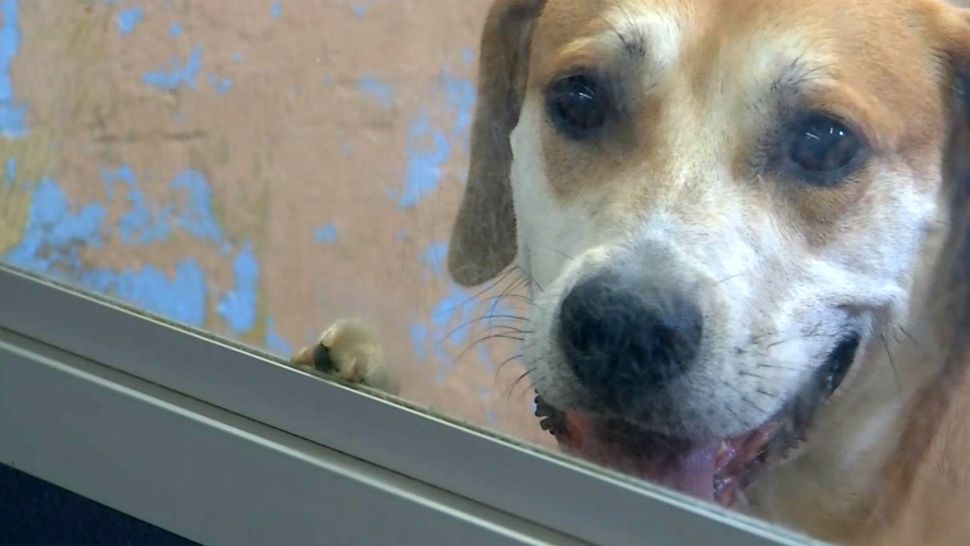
784 114 863 184
546 75 609 139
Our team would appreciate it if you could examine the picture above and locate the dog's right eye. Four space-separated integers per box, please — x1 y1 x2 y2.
782 113 865 185
546 75 609 139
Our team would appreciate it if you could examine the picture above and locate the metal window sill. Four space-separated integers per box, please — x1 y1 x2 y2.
0 264 821 546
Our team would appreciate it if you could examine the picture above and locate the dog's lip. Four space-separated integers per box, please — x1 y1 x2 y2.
536 394 783 506
534 331 863 506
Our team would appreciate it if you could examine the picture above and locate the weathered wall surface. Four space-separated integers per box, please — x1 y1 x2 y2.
0 0 551 446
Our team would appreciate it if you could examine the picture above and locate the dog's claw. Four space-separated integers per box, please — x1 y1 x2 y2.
312 343 335 372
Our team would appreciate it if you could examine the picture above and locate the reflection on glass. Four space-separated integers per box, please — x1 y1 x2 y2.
3 1 970 545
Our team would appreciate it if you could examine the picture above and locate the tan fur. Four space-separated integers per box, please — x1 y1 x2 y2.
856 39 970 544
296 1 970 544
447 0 970 543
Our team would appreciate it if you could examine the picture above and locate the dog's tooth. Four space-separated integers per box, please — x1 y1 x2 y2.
715 440 733 468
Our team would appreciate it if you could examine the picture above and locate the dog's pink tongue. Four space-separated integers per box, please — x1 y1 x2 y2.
671 443 719 502
565 415 718 502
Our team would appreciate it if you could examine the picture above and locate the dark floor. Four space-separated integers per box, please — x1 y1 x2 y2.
0 464 200 546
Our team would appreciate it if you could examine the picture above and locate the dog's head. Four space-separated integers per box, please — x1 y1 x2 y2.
449 0 970 511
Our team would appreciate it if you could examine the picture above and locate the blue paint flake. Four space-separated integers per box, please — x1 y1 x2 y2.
207 73 232 95
485 410 499 426
5 178 106 272
0 0 27 137
3 172 229 330
168 169 224 244
476 344 495 372
82 259 208 327
397 112 450 209
432 286 476 348
418 282 516 381
117 7 143 35
143 47 202 90
169 22 182 38
461 47 474 66
265 317 293 356
314 223 338 245
231 52 243 63
217 243 259 333
442 72 476 136
4 156 14 184
420 241 448 278
352 5 367 17
409 322 429 361
357 75 394 109
101 164 172 245
270 0 281 18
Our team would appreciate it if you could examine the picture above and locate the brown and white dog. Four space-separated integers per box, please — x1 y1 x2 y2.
295 0 970 543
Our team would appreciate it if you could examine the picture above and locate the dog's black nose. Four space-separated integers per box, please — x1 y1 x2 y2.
557 272 703 406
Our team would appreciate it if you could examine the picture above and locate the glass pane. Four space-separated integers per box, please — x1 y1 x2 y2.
2 2 969 544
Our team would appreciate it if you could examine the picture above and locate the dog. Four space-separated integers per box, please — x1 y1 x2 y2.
294 0 970 543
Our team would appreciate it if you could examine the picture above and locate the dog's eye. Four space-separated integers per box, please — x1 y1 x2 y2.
784 114 862 184
547 75 608 139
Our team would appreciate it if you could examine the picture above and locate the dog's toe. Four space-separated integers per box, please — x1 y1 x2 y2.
291 319 397 394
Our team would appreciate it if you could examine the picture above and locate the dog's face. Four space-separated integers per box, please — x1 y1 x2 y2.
450 0 970 511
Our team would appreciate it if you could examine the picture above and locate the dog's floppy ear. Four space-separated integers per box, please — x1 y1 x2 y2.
447 0 545 287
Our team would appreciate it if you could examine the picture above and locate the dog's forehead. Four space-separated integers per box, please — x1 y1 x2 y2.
532 0 944 101
530 0 947 171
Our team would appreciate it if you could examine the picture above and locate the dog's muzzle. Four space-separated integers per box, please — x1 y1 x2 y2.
538 268 863 507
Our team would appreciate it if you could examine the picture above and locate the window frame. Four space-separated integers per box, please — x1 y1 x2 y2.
0 264 822 545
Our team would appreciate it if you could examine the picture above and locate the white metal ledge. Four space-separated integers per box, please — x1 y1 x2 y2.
0 264 822 546
0 328 583 546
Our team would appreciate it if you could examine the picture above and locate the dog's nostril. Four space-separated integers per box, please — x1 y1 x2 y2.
558 273 703 405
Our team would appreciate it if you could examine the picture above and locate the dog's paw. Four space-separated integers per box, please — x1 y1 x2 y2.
291 319 398 394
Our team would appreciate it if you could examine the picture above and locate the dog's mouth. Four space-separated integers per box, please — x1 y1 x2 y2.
535 333 862 507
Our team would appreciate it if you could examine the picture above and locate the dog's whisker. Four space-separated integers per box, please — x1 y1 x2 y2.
756 388 780 400
756 362 812 372
723 382 765 414
512 259 546 293
896 325 921 348
452 333 525 366
742 395 767 414
435 314 532 346
723 403 743 425
432 265 521 318
524 242 579 262
736 346 815 370
880 332 903 397
764 331 839 348
478 293 537 307
487 272 532 327
503 366 536 400
713 272 749 286
493 353 524 380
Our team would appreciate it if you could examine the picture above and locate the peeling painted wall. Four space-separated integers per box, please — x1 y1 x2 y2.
0 1 549 446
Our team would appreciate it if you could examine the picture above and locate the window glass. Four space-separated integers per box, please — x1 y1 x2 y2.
2 2 969 545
